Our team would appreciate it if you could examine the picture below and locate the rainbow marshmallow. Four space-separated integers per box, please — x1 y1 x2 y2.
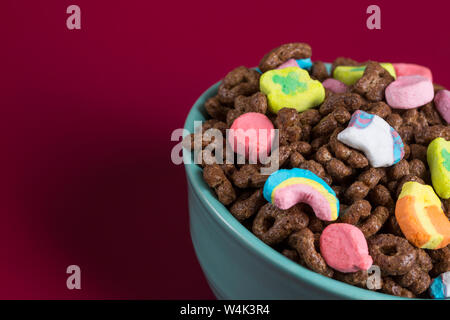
263 168 339 221
395 181 450 250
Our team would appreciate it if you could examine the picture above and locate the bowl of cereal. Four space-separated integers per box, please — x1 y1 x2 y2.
183 43 450 299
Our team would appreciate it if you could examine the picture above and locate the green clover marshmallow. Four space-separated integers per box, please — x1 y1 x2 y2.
427 137 450 199
260 67 325 114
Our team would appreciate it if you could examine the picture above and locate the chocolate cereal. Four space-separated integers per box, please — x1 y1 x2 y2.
189 43 450 299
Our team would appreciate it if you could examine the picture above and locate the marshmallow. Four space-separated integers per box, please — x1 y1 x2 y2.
435 90 450 124
427 137 450 199
322 78 348 93
337 110 405 168
260 67 325 113
263 168 339 221
324 63 332 76
430 271 450 299
385 75 434 109
333 63 396 86
395 181 450 250
320 223 373 273
277 58 313 70
228 113 275 163
393 63 432 82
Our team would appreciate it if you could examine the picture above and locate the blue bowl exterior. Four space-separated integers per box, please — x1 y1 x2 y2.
183 82 407 300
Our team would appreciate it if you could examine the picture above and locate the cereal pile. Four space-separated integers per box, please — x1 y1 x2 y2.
185 43 450 299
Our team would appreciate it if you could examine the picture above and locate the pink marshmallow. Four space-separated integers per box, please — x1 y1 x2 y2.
385 75 434 109
393 63 432 82
322 78 348 93
273 184 332 220
276 58 299 69
228 112 275 163
435 90 450 124
320 223 373 273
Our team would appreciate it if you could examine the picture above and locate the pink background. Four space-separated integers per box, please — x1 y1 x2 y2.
1 0 449 298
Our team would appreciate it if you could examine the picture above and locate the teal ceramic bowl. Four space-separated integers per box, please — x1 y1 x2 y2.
184 81 408 300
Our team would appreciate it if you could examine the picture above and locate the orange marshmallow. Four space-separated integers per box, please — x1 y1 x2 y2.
395 182 450 250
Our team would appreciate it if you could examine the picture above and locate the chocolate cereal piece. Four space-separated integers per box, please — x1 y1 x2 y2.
408 159 427 180
308 215 325 233
334 270 368 288
367 101 392 119
319 92 366 116
205 96 231 122
388 159 410 181
345 181 371 203
382 277 415 298
290 141 312 155
312 114 338 138
288 228 334 277
417 125 450 145
386 216 404 237
226 109 243 127
218 66 260 105
359 206 390 238
299 160 327 181
397 125 414 144
325 158 353 182
230 188 266 221
289 151 305 168
253 203 309 245
203 164 236 205
396 266 431 295
353 61 395 102
258 43 312 73
428 246 450 277
311 61 330 82
231 164 267 189
298 109 322 127
340 200 372 225
234 92 268 114
315 145 333 164
275 108 303 145
282 248 302 264
370 185 394 208
332 106 352 125
416 249 433 272
368 234 417 276
420 102 443 125
409 144 428 163
310 136 330 152
345 168 384 202
403 144 411 160
184 119 228 151
386 113 403 131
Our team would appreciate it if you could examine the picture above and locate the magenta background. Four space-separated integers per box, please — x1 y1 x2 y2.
1 0 449 299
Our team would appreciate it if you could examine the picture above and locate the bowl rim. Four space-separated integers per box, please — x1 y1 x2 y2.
183 80 417 300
